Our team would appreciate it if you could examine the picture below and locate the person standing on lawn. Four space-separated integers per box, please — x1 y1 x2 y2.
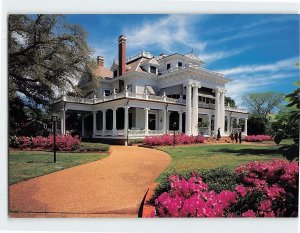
235 131 238 143
230 131 234 143
217 128 221 140
239 131 242 144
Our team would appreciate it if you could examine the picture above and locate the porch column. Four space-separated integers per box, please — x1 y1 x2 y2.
228 115 231 133
162 109 167 133
208 114 212 136
220 90 225 135
60 109 66 135
237 118 240 126
92 111 97 137
102 109 106 136
112 108 117 136
185 83 192 135
179 111 183 133
192 85 199 136
124 106 130 140
81 114 85 137
244 118 248 135
214 89 220 135
145 108 149 135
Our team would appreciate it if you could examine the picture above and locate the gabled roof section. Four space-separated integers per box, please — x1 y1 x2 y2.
185 52 202 62
140 57 160 66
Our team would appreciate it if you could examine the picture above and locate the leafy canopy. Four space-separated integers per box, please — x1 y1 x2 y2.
242 92 284 118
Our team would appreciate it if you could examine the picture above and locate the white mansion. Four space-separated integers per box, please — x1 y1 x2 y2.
53 35 248 144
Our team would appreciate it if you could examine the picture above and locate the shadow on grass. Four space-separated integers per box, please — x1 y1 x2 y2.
210 145 289 157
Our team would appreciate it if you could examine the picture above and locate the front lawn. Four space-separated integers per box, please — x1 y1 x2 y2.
9 150 109 185
157 142 289 182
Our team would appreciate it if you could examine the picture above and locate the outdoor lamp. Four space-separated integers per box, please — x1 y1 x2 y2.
173 121 177 147
52 114 58 163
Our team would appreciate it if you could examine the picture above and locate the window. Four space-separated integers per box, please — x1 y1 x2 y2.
113 70 118 77
104 90 110 96
178 62 182 67
167 63 171 70
150 66 157 74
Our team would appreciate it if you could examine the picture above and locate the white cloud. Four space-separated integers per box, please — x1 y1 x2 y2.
226 73 296 107
124 15 206 52
219 57 299 76
198 46 251 64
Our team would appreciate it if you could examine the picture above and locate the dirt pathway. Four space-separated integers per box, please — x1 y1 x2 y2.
9 146 170 218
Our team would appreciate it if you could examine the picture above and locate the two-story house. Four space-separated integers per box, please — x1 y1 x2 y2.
53 35 248 144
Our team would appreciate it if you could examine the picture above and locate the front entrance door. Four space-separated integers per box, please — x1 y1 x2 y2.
149 114 156 130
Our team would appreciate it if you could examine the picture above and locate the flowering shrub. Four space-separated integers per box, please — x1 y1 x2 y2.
152 160 298 217
12 135 81 151
144 134 205 146
244 135 272 142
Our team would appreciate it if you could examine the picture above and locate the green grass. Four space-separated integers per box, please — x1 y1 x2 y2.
9 150 109 185
157 142 290 182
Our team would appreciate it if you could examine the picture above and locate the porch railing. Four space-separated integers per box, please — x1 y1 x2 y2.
54 92 247 113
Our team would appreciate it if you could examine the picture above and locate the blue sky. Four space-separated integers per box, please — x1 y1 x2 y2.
66 14 299 106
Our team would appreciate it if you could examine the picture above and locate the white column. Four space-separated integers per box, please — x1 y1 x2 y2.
112 108 117 136
220 91 225 135
102 109 106 136
166 111 170 132
162 109 167 133
145 108 149 135
124 106 129 138
208 114 212 136
92 111 97 137
81 114 85 137
244 118 248 135
60 109 66 135
192 85 199 136
228 115 231 133
179 111 183 133
214 90 220 135
214 91 219 135
185 84 192 135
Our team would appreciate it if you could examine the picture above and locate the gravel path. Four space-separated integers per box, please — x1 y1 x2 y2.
9 145 170 218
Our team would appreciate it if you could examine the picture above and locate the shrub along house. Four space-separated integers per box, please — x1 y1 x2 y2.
53 35 248 144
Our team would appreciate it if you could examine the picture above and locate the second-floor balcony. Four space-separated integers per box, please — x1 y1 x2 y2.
53 91 247 113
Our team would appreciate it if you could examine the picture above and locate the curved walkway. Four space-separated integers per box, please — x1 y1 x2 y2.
9 146 170 218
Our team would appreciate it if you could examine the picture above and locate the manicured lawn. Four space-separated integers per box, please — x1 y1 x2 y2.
9 150 109 185
157 141 290 182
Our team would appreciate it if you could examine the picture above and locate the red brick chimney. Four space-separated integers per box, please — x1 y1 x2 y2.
97 56 104 67
118 35 127 76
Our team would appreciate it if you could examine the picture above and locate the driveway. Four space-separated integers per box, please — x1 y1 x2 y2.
9 145 170 218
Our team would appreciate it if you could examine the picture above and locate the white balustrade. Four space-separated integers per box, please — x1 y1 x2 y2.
148 130 164 135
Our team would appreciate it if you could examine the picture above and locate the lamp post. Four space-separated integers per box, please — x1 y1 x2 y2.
173 121 177 147
52 114 58 163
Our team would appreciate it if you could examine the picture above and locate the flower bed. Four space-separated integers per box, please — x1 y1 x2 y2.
144 134 205 146
17 134 81 151
151 160 298 217
244 135 272 142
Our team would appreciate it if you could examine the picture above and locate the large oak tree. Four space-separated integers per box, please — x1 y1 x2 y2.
8 14 92 134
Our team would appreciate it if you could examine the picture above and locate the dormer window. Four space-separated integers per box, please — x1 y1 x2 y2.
167 63 171 70
178 62 182 67
113 70 118 77
150 66 157 74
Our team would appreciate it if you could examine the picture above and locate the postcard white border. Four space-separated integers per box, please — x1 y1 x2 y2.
1 1 299 233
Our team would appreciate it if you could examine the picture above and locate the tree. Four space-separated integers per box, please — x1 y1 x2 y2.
225 96 236 107
8 14 91 135
242 92 284 119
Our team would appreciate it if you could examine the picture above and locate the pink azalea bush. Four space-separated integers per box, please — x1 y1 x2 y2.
144 134 205 146
17 134 81 151
152 160 298 217
244 135 272 142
